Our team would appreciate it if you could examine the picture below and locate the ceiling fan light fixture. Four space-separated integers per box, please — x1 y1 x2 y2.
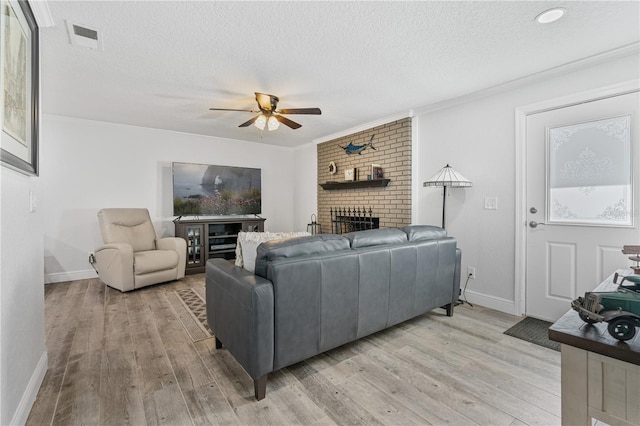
210 92 320 130
268 116 280 131
254 114 267 130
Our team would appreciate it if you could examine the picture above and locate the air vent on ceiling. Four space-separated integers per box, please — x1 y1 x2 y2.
65 20 103 50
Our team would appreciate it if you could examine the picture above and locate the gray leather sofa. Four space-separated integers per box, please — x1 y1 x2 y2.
206 225 461 400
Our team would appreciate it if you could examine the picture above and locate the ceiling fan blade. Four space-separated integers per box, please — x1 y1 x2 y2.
255 92 279 111
276 108 322 115
209 108 259 113
275 115 302 129
238 115 260 127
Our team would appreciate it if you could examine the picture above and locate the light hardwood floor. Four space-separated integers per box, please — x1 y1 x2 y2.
27 275 561 425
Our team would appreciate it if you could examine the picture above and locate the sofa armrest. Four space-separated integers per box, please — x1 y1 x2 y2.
206 259 274 380
94 243 134 292
157 237 187 278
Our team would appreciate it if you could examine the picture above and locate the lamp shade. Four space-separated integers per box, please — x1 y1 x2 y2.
254 115 267 130
423 164 472 187
267 115 280 131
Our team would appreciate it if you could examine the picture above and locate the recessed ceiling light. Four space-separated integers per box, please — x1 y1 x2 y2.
535 8 566 24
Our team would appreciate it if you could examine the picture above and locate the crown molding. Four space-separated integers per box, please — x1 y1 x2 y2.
312 110 414 145
414 43 640 116
28 0 55 28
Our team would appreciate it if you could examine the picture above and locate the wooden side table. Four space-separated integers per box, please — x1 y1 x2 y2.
549 269 640 426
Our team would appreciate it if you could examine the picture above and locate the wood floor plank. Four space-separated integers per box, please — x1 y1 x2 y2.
44 288 86 368
69 280 105 356
43 281 72 338
396 345 561 425
146 290 237 424
334 373 428 425
27 285 90 425
51 349 102 425
99 348 146 425
288 361 385 426
194 337 262 409
401 318 561 415
181 383 239 426
125 289 194 423
350 346 515 425
263 369 338 425
29 277 563 426
413 317 562 394
125 290 181 395
340 357 477 425
24 367 65 426
143 384 194 426
103 284 135 352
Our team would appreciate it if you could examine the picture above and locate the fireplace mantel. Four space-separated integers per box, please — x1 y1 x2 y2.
317 117 411 231
319 179 391 190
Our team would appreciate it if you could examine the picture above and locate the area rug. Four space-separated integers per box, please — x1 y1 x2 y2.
504 316 560 352
166 288 213 342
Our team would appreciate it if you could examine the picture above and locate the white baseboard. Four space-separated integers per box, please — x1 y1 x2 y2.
462 289 517 315
11 350 48 426
45 269 97 284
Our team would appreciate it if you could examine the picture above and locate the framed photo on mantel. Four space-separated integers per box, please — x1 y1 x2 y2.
371 164 383 179
344 168 357 181
0 0 39 176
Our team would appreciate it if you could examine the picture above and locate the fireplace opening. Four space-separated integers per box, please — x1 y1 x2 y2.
330 207 379 234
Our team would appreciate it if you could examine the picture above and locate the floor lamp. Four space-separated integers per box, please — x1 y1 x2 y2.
424 164 473 307
423 164 472 229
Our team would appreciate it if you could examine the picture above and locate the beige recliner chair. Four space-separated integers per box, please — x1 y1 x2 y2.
93 208 187 292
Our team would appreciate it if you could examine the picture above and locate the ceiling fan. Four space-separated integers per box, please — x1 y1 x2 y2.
209 92 321 130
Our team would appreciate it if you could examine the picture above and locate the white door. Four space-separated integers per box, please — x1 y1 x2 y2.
525 91 640 321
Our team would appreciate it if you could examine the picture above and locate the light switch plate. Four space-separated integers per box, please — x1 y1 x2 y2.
484 197 498 210
29 190 37 213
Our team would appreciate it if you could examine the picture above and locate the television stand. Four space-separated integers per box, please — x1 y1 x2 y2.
174 217 266 274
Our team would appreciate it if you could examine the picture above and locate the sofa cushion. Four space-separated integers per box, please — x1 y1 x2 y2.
402 225 447 241
343 228 407 248
254 234 350 278
235 231 311 273
134 250 179 275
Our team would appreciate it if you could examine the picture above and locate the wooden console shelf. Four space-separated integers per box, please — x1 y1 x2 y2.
320 179 391 190
549 269 640 426
174 217 265 274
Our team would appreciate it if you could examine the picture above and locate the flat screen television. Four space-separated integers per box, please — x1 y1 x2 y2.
172 162 261 216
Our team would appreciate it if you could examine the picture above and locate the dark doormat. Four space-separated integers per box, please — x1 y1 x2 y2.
504 316 560 352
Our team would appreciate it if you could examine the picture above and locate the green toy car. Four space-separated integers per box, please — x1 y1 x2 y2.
571 274 640 341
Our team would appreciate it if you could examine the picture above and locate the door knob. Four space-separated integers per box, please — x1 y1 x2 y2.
529 221 546 228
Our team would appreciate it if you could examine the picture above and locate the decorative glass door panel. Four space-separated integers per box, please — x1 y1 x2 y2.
547 115 632 227
185 225 204 266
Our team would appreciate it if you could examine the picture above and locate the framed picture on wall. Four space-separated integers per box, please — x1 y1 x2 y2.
371 164 383 179
0 0 39 176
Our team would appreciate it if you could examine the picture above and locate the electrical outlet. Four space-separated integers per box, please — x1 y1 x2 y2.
467 266 476 279
484 197 498 210
88 251 95 263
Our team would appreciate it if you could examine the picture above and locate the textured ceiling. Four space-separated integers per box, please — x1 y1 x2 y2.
40 1 640 147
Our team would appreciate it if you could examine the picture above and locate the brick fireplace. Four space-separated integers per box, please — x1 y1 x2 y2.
317 118 412 232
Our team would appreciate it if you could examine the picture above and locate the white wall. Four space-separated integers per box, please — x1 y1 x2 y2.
41 115 296 283
293 142 318 232
0 168 47 425
414 53 640 314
